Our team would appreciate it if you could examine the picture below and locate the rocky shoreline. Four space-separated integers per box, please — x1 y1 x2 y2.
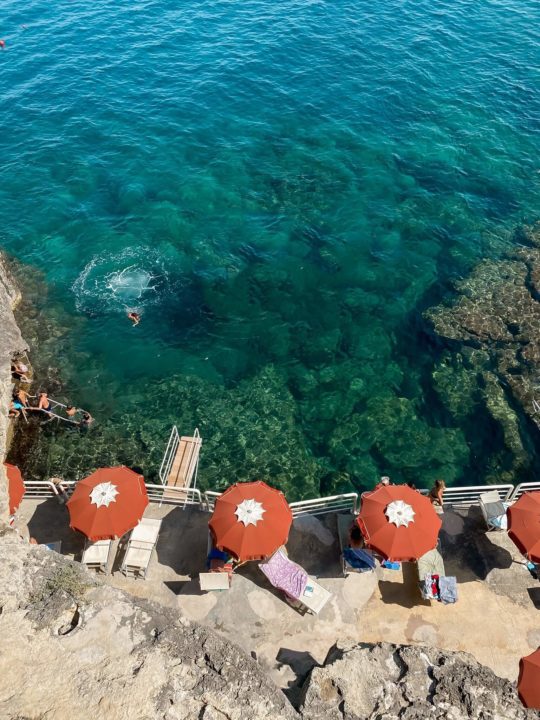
1 250 538 718
0 254 27 520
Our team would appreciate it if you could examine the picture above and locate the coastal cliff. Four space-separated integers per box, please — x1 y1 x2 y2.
0 252 535 719
0 254 27 519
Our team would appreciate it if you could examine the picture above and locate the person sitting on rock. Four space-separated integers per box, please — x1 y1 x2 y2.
8 400 20 418
11 361 30 383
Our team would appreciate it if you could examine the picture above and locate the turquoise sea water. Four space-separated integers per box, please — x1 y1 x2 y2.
1 1 539 498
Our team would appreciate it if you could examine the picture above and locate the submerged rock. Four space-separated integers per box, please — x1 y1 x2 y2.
425 222 540 483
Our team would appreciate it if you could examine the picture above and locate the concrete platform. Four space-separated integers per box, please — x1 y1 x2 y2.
13 499 540 693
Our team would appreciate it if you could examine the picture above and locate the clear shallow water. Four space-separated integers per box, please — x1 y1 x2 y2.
0 0 539 498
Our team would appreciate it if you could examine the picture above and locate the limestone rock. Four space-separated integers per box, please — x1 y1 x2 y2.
0 534 295 720
299 642 538 720
0 255 26 519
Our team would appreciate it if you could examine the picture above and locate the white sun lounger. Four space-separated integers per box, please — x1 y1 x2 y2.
259 548 332 615
120 518 162 579
295 578 332 615
479 490 509 531
199 572 231 591
81 539 112 574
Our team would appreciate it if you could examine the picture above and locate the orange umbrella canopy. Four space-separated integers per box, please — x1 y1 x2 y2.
357 485 442 561
209 481 293 562
508 492 540 562
67 466 148 541
4 463 25 515
518 648 540 709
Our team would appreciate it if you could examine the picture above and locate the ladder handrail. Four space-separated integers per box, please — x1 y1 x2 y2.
159 425 180 485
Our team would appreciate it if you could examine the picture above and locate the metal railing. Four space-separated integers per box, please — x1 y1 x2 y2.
21 480 76 498
17 480 538 516
509 482 540 501
289 493 358 517
146 483 203 507
418 484 514 508
159 426 180 485
204 491 221 512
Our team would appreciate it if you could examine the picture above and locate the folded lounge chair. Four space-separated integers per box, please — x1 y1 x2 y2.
337 513 376 576
120 518 161 579
199 534 233 591
258 548 332 615
479 490 509 531
81 539 112 574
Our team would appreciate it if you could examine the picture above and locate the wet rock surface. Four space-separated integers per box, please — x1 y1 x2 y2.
426 222 540 484
0 255 26 519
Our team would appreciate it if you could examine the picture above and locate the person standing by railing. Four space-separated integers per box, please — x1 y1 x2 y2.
429 479 446 508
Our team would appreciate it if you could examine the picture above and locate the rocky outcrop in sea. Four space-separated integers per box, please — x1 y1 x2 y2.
425 222 540 485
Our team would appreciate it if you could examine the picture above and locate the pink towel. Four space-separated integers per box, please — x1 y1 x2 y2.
259 549 308 600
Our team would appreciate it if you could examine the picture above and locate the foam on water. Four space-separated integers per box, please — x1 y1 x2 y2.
72 248 170 315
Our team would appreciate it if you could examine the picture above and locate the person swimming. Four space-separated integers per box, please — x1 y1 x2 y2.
127 311 140 326
79 411 93 427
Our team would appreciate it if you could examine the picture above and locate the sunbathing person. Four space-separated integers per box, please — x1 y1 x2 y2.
14 388 30 407
8 400 20 418
11 361 30 383
349 524 365 549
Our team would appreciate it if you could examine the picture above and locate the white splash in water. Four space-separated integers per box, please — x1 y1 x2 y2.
105 266 155 302
72 247 172 314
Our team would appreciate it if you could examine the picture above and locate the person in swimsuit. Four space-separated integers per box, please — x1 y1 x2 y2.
79 411 93 427
8 400 20 418
11 391 28 420
429 479 446 507
37 392 52 413
66 405 78 417
11 361 30 383
127 311 140 326
15 388 30 407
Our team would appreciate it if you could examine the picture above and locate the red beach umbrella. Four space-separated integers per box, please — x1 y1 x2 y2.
508 491 540 562
209 480 293 562
518 648 540 709
4 463 25 515
67 466 148 541
357 485 442 561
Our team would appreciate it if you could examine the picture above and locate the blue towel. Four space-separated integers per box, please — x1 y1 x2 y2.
439 576 458 604
344 547 376 571
207 548 229 569
381 560 401 570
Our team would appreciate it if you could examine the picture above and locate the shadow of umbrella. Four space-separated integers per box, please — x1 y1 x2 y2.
26 497 84 557
378 562 432 608
153 506 209 576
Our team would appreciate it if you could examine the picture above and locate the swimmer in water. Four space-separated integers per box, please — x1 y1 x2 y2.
127 311 140 326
